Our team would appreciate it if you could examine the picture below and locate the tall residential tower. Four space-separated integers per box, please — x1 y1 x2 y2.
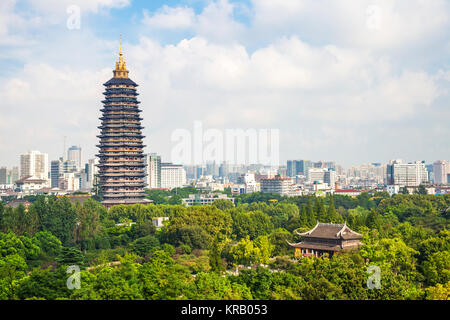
97 39 150 208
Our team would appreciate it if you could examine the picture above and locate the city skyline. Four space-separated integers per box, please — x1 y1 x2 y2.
0 1 449 168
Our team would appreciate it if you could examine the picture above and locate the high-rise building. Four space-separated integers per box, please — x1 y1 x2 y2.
144 153 161 189
206 161 219 177
260 176 292 195
7 167 19 185
308 168 326 183
433 160 449 185
0 167 7 184
86 158 99 189
97 40 150 208
287 160 312 177
386 160 428 186
324 169 336 189
67 145 82 170
50 159 63 188
219 162 230 178
63 160 77 173
161 163 186 189
20 150 48 180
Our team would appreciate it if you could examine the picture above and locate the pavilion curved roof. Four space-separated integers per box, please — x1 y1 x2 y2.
296 221 362 240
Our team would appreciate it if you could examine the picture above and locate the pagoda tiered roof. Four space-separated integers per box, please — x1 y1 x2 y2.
97 37 148 209
103 77 138 87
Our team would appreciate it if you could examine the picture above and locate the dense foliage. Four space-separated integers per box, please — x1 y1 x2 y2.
0 191 448 300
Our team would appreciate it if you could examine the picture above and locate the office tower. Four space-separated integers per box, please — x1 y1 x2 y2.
87 158 99 189
63 160 77 173
206 161 219 177
433 160 449 184
7 167 19 185
324 169 336 188
219 161 230 178
161 163 186 189
0 167 6 184
287 160 294 177
50 159 63 188
20 150 48 180
67 145 82 170
97 40 149 208
144 153 161 189
308 168 326 183
287 160 312 177
196 165 206 179
386 160 428 186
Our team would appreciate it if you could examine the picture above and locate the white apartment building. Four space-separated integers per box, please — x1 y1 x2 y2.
307 168 336 188
67 146 82 170
433 160 449 184
87 158 99 189
144 153 161 189
260 176 292 195
15 176 49 194
20 150 48 181
59 172 81 191
307 168 326 183
161 163 186 189
386 160 428 187
237 173 260 193
181 194 234 207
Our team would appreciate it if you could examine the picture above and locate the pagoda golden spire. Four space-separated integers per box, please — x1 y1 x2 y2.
114 34 129 78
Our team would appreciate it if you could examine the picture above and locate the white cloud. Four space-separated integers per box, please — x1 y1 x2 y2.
143 6 195 29
250 0 450 51
0 0 449 167
141 0 246 43
27 0 130 14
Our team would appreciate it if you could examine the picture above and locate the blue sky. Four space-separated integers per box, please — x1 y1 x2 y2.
0 0 449 168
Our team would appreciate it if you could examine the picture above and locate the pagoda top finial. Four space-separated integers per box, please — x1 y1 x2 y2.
114 34 129 78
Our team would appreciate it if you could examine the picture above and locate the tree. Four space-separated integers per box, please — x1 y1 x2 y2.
230 236 255 266
15 266 71 300
422 251 450 286
306 198 316 227
0 204 39 236
34 197 78 246
400 186 409 194
129 235 160 257
415 185 428 195
298 204 308 228
209 238 226 272
187 271 252 299
56 247 86 267
425 282 450 300
316 197 327 222
0 254 27 299
212 199 234 211
326 195 341 223
74 199 103 246
33 231 62 257
269 228 293 257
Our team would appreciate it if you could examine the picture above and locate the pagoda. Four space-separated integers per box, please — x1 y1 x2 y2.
288 222 363 258
96 37 150 208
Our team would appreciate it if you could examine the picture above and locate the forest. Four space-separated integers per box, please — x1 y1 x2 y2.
0 190 448 300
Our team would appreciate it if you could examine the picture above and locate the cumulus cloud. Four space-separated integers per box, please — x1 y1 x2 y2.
250 0 450 50
27 0 130 14
143 6 196 29
0 0 449 167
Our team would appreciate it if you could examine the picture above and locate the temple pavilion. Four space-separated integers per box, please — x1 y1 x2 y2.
288 222 363 258
97 37 151 208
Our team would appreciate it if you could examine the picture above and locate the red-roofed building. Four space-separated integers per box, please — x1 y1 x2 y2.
333 189 362 197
